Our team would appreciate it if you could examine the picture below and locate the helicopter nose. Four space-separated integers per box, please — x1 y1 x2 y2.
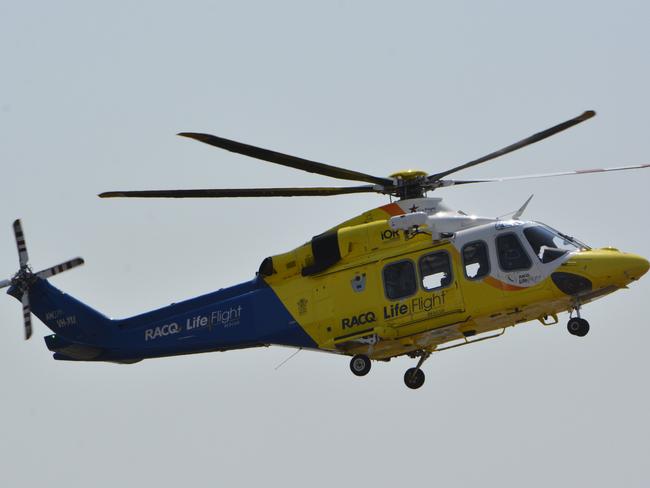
561 248 650 289
603 250 650 283
625 253 650 280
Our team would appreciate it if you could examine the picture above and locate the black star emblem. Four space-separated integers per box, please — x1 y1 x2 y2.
409 205 419 213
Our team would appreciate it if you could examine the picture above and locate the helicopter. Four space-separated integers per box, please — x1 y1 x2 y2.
2 110 649 389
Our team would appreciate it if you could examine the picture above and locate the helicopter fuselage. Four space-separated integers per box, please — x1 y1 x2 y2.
261 198 648 359
18 197 648 364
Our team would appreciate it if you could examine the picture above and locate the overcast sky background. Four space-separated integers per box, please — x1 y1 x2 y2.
1 1 649 486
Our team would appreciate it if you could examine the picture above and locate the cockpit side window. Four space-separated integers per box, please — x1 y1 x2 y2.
383 260 417 300
524 226 578 263
496 233 532 271
462 241 490 280
419 251 452 290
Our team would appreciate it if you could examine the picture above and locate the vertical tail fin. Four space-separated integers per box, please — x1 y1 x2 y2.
2 219 106 343
19 278 114 344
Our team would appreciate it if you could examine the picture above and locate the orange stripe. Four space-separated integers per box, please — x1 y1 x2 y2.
484 276 527 291
380 203 405 217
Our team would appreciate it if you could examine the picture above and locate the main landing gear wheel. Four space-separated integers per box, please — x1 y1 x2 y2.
404 368 425 389
350 354 371 376
567 317 590 337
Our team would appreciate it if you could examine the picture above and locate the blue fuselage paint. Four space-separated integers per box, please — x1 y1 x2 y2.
12 276 316 362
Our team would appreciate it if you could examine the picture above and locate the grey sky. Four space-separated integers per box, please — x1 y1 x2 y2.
1 1 649 487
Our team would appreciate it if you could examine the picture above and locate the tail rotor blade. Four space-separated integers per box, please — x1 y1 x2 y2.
36 258 85 279
21 292 32 340
13 219 29 268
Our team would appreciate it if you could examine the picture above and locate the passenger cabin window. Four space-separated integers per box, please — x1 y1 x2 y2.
419 252 452 290
383 260 417 300
524 226 579 263
462 241 490 279
496 233 532 271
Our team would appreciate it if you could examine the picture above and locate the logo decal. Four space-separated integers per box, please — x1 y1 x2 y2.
144 305 244 340
383 290 448 320
341 311 376 329
351 273 366 292
380 229 400 241
145 322 181 341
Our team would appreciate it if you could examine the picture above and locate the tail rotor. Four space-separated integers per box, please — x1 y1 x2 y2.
0 219 84 340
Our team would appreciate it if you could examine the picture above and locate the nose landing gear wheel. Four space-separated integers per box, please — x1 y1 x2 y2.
350 354 371 376
404 367 425 389
567 317 590 337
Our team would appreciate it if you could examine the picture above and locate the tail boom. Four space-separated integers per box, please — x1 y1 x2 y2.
11 276 316 363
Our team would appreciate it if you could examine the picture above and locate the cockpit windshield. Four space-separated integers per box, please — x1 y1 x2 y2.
524 224 589 263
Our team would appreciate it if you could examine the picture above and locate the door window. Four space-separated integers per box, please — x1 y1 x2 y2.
419 251 452 290
382 260 417 300
462 241 490 279
496 233 532 271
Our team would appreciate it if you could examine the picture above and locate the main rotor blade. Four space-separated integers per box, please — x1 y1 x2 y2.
0 278 11 289
429 110 596 182
178 132 393 186
22 292 32 340
36 258 85 279
441 162 650 186
13 219 28 268
99 186 382 198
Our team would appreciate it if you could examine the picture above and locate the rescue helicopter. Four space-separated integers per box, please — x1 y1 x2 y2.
3 110 649 389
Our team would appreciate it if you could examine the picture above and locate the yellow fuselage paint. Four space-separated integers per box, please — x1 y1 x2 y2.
263 205 649 360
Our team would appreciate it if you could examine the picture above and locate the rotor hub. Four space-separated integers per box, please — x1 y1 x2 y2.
12 267 35 291
389 169 429 181
388 170 430 200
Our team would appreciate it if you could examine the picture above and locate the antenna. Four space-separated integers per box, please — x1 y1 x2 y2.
497 194 534 220
274 348 302 370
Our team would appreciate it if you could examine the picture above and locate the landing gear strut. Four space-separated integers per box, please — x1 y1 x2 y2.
350 354 371 376
404 351 430 389
567 302 590 337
